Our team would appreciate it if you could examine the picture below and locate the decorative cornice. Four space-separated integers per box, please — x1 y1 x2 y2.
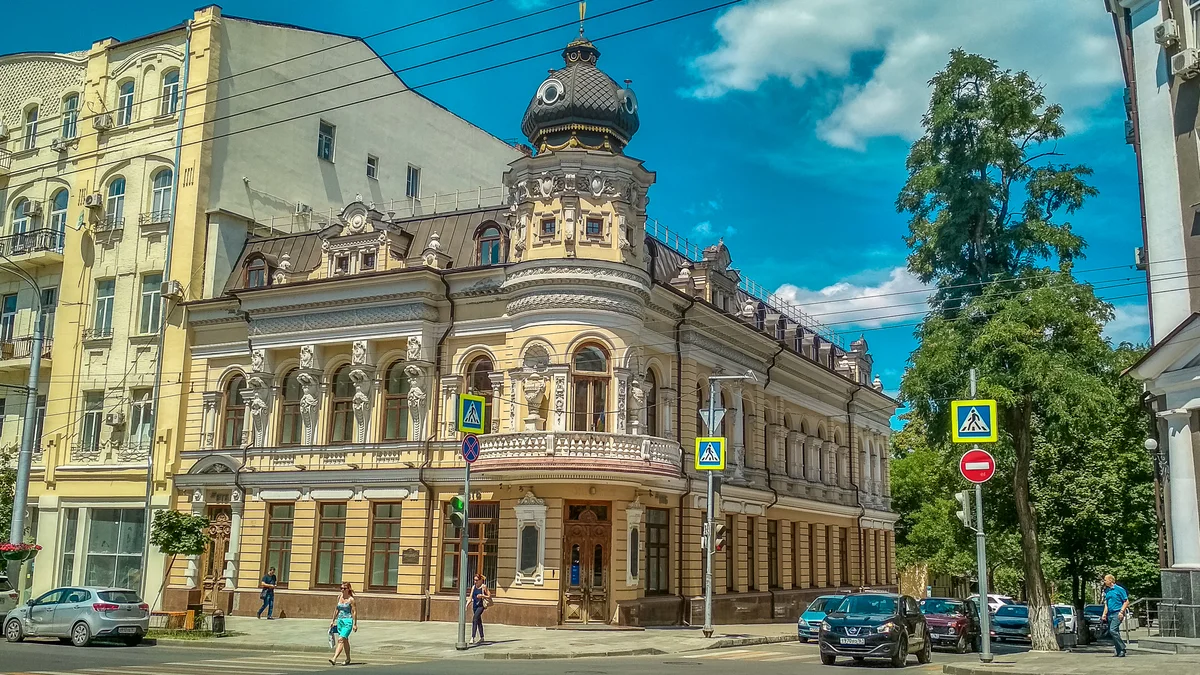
249 303 440 336
680 328 769 371
507 291 644 319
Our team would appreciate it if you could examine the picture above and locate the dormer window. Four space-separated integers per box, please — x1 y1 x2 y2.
361 250 376 271
775 318 787 341
585 217 602 237
245 256 270 288
754 304 767 332
477 225 503 265
334 254 350 275
541 217 556 237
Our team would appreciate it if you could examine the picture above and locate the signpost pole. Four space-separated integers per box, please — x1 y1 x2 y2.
456 460 471 650
703 378 717 639
969 369 993 664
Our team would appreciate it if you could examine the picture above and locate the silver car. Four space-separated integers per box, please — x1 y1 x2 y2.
0 577 17 616
4 586 149 646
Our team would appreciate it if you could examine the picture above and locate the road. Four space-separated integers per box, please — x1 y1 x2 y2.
0 638 1033 675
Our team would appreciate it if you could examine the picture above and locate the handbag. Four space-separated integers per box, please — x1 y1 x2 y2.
260 589 269 600
328 624 337 648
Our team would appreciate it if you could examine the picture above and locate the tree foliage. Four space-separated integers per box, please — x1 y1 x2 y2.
149 510 210 556
0 445 15 540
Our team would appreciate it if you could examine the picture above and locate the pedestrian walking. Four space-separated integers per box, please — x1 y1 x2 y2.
328 582 357 666
1101 574 1129 657
257 567 277 619
471 574 492 645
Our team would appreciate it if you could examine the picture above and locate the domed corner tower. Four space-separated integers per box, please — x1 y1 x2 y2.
503 31 656 269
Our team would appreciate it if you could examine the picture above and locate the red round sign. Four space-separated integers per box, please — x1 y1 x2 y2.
959 449 996 484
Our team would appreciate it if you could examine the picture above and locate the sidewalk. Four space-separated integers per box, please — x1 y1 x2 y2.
941 644 1200 675
158 616 798 659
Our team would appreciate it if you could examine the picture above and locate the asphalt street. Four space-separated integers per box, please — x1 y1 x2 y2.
0 639 1033 675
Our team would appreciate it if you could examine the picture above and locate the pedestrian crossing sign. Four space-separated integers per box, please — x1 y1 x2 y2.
695 437 726 471
457 393 486 434
951 399 998 443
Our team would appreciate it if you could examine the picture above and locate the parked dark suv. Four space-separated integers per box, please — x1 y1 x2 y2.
819 593 932 667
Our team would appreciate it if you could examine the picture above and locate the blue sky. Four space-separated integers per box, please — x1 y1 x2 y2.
5 0 1147 416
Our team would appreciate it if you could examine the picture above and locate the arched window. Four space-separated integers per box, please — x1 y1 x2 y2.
151 168 173 221
278 370 303 446
62 95 79 139
106 177 126 223
644 369 658 436
328 366 355 443
11 199 31 236
23 106 38 151
50 189 69 237
382 362 410 441
222 375 248 448
245 256 268 288
571 345 609 432
117 81 135 126
161 70 180 115
477 225 503 266
466 356 494 430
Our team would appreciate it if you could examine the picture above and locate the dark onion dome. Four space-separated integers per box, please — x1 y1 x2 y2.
520 35 640 154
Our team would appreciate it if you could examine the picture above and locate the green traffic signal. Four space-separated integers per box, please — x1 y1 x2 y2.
449 495 467 528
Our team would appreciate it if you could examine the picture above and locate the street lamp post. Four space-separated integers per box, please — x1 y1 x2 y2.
2 259 45 560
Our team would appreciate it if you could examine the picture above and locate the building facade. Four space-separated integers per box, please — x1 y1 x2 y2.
167 31 898 626
1106 0 1200 637
1 6 520 599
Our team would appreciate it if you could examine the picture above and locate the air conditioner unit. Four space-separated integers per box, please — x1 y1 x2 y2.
105 411 125 427
50 137 69 153
1155 19 1180 46
0 122 9 141
1172 48 1200 78
26 202 43 217
92 113 114 131
83 192 104 209
295 202 312 215
160 279 184 300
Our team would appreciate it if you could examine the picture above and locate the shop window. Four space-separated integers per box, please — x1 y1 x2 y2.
646 508 669 595
315 503 347 587
441 501 498 591
370 503 403 589
265 503 294 585
747 516 757 591
83 508 145 588
768 519 779 589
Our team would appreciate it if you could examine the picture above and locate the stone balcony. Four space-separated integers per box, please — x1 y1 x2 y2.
476 431 683 478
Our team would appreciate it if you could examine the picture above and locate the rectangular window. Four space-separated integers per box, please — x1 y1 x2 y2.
265 503 294 585
725 514 735 592
646 508 669 595
747 517 757 591
139 273 163 334
361 251 376 271
60 508 79 586
767 519 779 589
405 165 421 198
117 85 135 126
161 72 180 116
23 108 38 151
840 527 850 584
369 503 403 589
93 279 115 338
334 255 350 275
541 217 556 236
84 508 145 588
826 525 836 586
0 400 6 438
316 503 347 587
585 217 602 236
129 388 153 449
441 501 498 591
34 395 46 448
81 391 104 451
318 121 336 161
0 294 16 343
62 96 79 139
808 523 817 588
40 288 57 339
366 155 379 179
791 522 800 589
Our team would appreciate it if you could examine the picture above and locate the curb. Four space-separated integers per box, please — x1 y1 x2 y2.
942 666 1039 675
705 635 799 650
483 648 665 660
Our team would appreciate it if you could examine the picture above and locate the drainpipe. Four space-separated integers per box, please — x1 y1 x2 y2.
141 19 192 603
674 293 696 615
420 270 455 620
846 387 866 589
763 342 785 512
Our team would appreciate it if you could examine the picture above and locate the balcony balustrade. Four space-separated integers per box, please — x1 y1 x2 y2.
0 337 53 365
476 430 682 477
0 229 65 268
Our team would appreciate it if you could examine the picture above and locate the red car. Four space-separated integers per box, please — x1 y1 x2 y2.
919 597 982 654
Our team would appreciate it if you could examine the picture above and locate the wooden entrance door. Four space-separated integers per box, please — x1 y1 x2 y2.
562 502 611 624
200 506 231 608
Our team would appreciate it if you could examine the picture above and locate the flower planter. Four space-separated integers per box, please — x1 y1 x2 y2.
0 545 41 562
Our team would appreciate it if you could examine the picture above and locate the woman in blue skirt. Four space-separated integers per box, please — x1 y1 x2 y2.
328 582 357 666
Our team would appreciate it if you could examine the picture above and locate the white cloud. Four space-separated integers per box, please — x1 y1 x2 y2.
774 266 931 329
691 220 737 240
690 0 1122 149
1104 303 1150 346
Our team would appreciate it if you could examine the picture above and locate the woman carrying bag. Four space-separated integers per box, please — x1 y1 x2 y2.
328 582 357 666
471 574 492 645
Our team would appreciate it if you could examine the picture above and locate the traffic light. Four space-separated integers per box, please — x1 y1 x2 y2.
449 495 467 528
712 521 728 552
955 490 972 528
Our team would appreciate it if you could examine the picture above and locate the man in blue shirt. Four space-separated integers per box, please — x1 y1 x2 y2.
257 567 278 619
1101 574 1129 657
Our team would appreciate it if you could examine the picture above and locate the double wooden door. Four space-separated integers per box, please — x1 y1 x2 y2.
562 503 611 624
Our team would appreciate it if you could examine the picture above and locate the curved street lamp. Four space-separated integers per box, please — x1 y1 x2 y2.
1 253 45 550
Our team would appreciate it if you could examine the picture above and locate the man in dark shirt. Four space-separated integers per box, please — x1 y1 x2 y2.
257 567 278 619
1101 574 1129 657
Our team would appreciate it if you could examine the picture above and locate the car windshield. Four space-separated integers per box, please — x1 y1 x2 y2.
98 590 142 604
998 597 1015 605
1084 605 1103 616
0 578 12 592
807 597 844 613
836 595 896 615
1055 606 1073 616
920 599 964 615
996 605 1029 618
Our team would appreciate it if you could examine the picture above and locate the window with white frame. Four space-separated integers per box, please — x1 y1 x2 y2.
11 199 31 236
106 177 126 224
150 169 173 222
50 189 69 241
80 391 105 451
140 273 162 334
367 154 379 179
1 294 16 343
83 508 145 588
117 81 135 126
34 394 46 448
405 165 420 198
161 70 180 115
60 508 79 586
23 106 38 151
129 389 153 449
40 287 56 339
62 95 79 139
93 279 115 338
318 121 336 161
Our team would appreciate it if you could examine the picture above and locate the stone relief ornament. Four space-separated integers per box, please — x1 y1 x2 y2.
349 368 373 443
247 376 272 446
352 340 368 366
523 374 546 404
406 336 422 362
299 345 315 369
251 349 266 373
554 376 566 428
297 371 320 443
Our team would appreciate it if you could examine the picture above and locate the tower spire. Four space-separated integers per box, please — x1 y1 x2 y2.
579 1 587 36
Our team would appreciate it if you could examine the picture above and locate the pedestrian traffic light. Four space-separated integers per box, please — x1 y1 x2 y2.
449 495 467 528
955 490 972 528
712 521 728 552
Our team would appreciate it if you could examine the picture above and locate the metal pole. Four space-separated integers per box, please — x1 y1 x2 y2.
455 462 471 650
969 369 993 663
702 378 717 638
9 283 43 547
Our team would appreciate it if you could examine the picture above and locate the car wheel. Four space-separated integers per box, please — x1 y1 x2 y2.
917 636 932 664
799 637 809 643
955 634 968 654
820 653 836 666
70 621 92 647
122 636 142 647
58 638 72 645
4 618 23 643
891 634 908 668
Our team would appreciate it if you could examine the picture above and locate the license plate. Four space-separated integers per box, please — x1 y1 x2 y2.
118 627 138 635
840 637 866 645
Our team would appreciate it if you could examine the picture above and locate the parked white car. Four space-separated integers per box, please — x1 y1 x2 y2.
968 593 1016 614
0 577 17 616
1054 604 1077 633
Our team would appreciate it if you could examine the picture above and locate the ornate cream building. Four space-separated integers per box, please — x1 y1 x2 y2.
168 31 898 626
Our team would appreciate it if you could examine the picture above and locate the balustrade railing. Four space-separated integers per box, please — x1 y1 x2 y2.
479 430 682 473
0 337 53 361
0 228 65 257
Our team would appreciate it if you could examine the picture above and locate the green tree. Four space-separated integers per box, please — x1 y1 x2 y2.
149 510 210 607
0 445 15 539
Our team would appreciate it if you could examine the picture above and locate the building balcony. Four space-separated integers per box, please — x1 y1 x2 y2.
66 438 150 466
476 431 683 478
182 440 431 473
138 210 172 226
0 229 65 269
0 336 52 371
0 148 11 175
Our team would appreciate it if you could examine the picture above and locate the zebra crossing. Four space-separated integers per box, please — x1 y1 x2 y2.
676 646 821 663
7 650 431 675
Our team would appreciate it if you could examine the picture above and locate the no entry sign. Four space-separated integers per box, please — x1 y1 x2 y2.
959 448 996 484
